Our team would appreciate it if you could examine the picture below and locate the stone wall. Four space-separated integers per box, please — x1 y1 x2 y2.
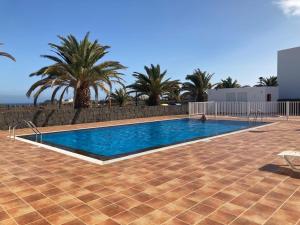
0 105 188 130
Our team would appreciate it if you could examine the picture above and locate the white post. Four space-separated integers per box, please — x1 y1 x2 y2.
12 128 15 141
215 102 217 119
188 102 191 118
247 102 250 117
286 101 289 120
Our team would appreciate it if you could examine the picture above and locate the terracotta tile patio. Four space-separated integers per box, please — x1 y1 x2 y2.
0 116 300 225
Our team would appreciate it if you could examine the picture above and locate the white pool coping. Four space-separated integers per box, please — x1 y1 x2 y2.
14 119 277 165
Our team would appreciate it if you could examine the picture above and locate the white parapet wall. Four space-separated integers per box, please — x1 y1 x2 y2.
207 87 279 102
278 47 300 100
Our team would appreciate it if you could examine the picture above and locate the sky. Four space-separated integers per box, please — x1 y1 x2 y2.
1 0 300 103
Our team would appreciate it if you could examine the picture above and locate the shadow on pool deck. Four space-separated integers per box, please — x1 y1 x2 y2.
259 164 300 178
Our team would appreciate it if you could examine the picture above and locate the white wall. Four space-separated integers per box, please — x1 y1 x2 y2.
278 47 300 100
207 87 278 102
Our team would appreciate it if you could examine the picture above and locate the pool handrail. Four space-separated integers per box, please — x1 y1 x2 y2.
9 120 42 142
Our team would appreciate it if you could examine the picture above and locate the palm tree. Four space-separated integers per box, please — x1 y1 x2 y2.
27 33 126 108
215 76 240 89
167 84 181 103
111 88 131 107
0 43 15 61
128 64 180 106
181 69 214 102
256 76 278 86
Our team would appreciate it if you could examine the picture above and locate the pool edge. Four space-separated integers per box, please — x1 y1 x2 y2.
14 121 277 165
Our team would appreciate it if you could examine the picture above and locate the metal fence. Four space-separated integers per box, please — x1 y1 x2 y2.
188 101 300 119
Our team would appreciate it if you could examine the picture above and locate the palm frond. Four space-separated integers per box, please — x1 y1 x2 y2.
0 52 16 61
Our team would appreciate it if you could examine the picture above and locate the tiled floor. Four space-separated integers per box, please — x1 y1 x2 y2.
0 116 300 225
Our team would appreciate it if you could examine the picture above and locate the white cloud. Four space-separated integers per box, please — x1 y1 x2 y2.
276 0 300 16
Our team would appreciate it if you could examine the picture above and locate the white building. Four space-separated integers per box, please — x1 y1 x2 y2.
207 86 279 102
278 47 300 100
208 46 300 103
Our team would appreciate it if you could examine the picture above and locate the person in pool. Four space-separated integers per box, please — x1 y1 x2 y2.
200 114 206 121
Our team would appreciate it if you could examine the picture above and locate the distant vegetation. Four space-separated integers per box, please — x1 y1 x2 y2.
255 76 278 87
110 88 131 107
167 83 181 103
215 76 240 89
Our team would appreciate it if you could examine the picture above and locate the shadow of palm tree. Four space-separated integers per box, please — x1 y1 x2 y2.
42 110 55 127
32 110 43 126
71 109 82 124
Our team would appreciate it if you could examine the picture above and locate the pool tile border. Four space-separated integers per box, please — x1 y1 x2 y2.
14 120 276 165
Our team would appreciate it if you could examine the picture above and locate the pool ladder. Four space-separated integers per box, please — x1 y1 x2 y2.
9 120 42 142
248 110 263 123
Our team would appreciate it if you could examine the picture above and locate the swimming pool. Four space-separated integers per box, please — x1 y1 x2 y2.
20 118 266 162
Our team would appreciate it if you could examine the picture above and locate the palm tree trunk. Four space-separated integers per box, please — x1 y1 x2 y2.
148 95 160 106
74 85 91 109
196 95 202 102
108 96 112 108
196 92 206 102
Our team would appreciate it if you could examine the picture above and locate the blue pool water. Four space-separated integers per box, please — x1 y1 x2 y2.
22 119 265 160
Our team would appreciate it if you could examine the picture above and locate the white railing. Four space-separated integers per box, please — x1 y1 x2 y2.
188 101 300 120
